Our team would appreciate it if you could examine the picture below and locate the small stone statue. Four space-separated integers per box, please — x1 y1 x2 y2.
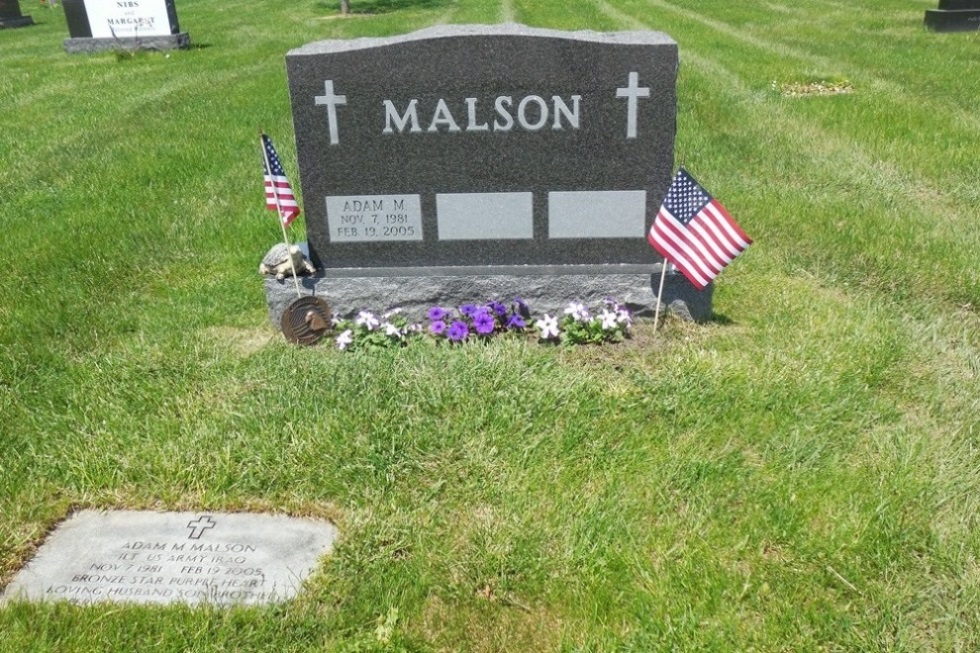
259 244 316 280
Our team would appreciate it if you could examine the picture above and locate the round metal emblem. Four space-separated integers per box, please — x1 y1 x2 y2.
281 296 332 346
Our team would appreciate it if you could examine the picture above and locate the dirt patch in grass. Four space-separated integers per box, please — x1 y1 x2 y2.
774 79 854 97
557 317 710 370
418 593 567 653
203 325 276 356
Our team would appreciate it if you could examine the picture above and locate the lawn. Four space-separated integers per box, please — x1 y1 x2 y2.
2 0 979 651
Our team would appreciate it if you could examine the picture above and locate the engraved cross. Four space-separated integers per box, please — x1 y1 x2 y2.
314 80 348 146
187 515 217 540
616 71 650 139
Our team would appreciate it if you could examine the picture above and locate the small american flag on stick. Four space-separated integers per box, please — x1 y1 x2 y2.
261 133 300 227
648 168 752 290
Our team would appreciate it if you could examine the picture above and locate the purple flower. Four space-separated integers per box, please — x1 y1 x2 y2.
513 297 530 317
506 314 526 330
473 310 496 335
488 301 508 318
448 320 469 342
427 306 448 321
429 320 447 336
459 304 479 318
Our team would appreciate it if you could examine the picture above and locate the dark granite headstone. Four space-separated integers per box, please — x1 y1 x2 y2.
0 0 34 28
270 24 709 322
62 0 189 52
925 0 980 31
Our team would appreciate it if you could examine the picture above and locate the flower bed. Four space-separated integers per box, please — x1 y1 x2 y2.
331 299 633 352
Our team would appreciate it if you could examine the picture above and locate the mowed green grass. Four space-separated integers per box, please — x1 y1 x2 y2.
2 0 980 650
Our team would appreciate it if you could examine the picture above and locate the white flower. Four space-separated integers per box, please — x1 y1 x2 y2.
355 311 379 331
382 308 403 319
616 309 633 327
564 301 590 322
599 309 619 331
336 329 354 350
330 316 341 328
383 322 402 338
535 314 560 339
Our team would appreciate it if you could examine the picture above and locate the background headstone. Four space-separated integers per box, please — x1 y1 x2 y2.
0 0 34 28
269 24 701 321
925 0 980 31
62 0 189 53
1 510 338 606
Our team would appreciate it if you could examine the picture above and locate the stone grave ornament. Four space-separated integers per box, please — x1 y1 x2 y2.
61 0 190 53
925 0 980 31
1 510 338 606
259 243 316 281
0 0 34 28
266 24 714 326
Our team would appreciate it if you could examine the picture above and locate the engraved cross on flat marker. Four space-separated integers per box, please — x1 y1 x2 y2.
314 80 348 146
187 515 217 540
616 71 650 139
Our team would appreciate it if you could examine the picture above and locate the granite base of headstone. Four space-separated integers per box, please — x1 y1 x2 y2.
64 33 190 53
263 251 713 327
1 510 338 606
0 0 34 28
62 0 190 53
925 0 980 31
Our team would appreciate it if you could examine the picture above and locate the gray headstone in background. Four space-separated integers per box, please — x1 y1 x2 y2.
925 0 980 31
272 24 704 320
0 0 34 28
62 0 190 52
1 510 338 606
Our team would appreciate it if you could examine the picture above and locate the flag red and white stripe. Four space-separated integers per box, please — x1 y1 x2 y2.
647 168 751 290
261 133 300 227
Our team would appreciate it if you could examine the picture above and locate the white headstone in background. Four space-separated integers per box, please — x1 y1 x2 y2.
62 0 190 53
1 510 338 606
85 0 173 38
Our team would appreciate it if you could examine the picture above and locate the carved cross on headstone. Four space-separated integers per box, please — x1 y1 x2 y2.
186 515 216 540
616 71 650 139
314 80 347 146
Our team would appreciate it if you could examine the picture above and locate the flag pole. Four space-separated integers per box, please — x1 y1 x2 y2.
653 257 669 332
260 132 302 299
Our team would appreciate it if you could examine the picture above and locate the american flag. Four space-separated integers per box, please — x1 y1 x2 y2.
648 168 752 290
261 133 300 227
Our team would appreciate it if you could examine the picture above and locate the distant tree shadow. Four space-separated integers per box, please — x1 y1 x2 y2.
314 0 452 16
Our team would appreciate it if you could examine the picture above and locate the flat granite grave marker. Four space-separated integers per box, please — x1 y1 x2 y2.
0 0 34 28
925 0 980 31
1 510 338 606
62 0 190 53
267 24 712 324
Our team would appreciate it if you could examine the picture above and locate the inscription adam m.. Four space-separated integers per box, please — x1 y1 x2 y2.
342 198 406 212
